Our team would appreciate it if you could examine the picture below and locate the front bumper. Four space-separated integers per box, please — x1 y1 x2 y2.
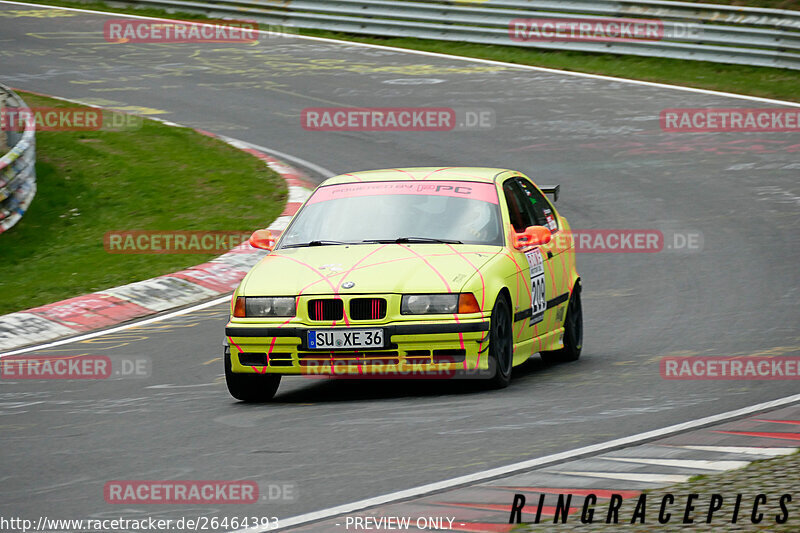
225 320 491 377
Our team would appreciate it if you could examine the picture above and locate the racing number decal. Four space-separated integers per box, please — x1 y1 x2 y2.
525 248 546 325
543 208 557 231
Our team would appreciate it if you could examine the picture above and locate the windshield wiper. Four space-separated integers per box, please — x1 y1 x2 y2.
282 240 351 248
363 237 463 244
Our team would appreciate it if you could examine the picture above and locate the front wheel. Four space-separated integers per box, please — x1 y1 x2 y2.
541 284 583 364
224 346 281 402
485 295 513 389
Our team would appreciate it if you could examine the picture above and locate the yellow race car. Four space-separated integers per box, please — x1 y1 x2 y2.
225 168 582 401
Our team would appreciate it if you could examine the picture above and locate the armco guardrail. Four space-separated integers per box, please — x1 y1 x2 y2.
0 85 36 235
109 0 800 69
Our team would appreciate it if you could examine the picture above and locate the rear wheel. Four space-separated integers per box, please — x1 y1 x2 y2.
486 295 513 389
541 284 583 364
224 346 281 402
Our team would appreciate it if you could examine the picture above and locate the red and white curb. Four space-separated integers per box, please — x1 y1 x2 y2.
0 115 314 351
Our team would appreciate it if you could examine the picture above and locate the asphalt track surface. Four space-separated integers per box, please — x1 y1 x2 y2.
1 2 799 529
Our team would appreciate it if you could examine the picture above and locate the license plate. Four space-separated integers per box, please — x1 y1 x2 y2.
307 329 384 350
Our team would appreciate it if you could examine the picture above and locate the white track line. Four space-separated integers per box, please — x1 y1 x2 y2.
229 139 335 178
232 393 800 532
600 457 750 471
549 471 691 484
671 445 798 456
2 0 800 108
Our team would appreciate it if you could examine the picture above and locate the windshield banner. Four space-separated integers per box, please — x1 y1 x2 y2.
308 181 499 205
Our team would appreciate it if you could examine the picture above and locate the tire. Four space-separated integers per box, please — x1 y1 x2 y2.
224 346 281 402
485 295 513 389
541 284 583 364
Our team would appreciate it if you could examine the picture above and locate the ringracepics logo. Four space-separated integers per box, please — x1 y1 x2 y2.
301 107 495 131
508 492 793 525
660 108 800 132
1 107 143 132
103 19 258 43
104 231 251 254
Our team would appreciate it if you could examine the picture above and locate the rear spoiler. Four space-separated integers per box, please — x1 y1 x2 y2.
540 184 560 202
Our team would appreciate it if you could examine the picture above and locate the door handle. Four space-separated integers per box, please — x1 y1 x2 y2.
547 251 554 259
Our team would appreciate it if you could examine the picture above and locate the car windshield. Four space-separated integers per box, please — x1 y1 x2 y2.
279 180 504 248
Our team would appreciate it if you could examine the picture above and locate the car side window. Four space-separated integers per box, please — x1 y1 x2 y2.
503 179 536 232
516 178 558 231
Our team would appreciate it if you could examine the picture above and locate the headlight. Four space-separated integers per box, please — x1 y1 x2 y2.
233 297 296 317
401 294 459 314
401 293 482 314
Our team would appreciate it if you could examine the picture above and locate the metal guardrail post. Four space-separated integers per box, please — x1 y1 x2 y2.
0 85 37 235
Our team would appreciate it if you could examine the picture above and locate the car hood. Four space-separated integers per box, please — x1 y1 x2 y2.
241 243 501 296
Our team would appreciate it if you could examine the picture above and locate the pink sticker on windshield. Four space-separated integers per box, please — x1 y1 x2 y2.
308 181 499 205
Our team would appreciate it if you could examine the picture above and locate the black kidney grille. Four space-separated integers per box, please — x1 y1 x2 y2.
308 299 344 321
350 298 387 320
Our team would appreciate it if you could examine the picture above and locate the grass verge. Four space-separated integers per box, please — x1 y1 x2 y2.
0 91 286 315
19 0 800 103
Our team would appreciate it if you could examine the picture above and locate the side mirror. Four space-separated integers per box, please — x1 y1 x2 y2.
512 225 551 250
249 229 276 251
